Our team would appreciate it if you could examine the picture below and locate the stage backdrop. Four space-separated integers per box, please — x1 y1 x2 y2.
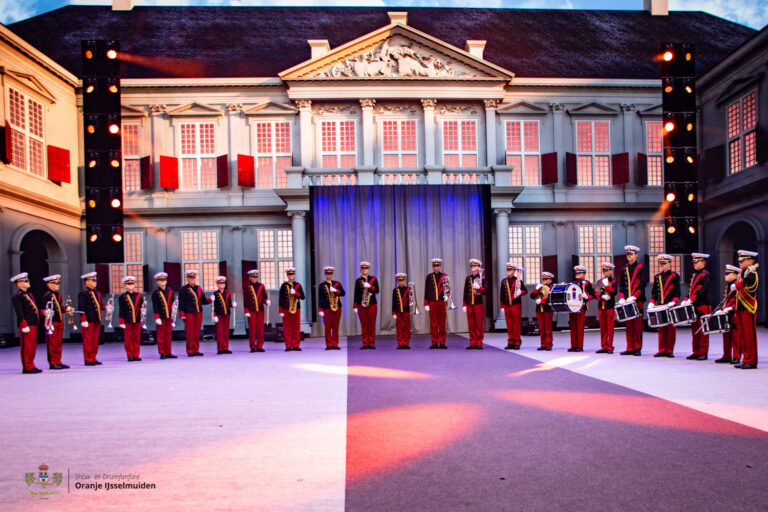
311 185 489 336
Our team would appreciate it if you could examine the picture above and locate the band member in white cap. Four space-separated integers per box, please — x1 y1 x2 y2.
530 271 554 351
716 265 741 364
118 276 144 361
683 253 712 360
11 272 42 373
392 273 412 349
279 267 305 351
354 261 380 349
179 269 210 356
648 254 680 357
424 258 448 349
212 276 236 354
618 245 646 356
244 269 269 352
41 274 71 369
78 271 104 366
596 262 617 354
733 250 758 369
463 259 487 349
500 263 527 350
318 266 345 350
569 265 595 352
152 272 177 359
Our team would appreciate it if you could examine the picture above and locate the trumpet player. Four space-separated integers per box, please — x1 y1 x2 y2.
530 271 554 351
684 253 712 360
463 259 487 349
213 276 236 354
152 272 177 359
647 254 680 358
179 269 210 357
500 263 527 350
11 272 42 374
279 267 305 351
318 266 345 350
618 245 646 356
733 250 758 369
41 274 70 369
596 263 617 354
354 262 380 349
424 258 448 349
392 273 412 349
78 271 104 366
118 276 144 362
568 265 595 352
244 269 269 353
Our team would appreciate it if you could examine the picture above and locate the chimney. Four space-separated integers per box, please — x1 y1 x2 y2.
308 40 330 59
465 40 487 60
112 0 136 11
388 12 408 25
644 0 668 16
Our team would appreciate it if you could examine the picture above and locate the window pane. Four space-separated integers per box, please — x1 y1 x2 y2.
509 226 523 254
594 155 610 185
200 158 216 189
646 122 662 153
444 154 459 167
648 224 665 253
259 230 275 259
461 154 477 167
461 121 477 151
596 225 612 254
277 229 292 258
577 122 592 152
28 100 44 139
199 123 215 154
322 155 338 168
275 122 291 153
124 232 142 262
647 156 663 186
525 226 541 254
382 120 398 151
260 261 276 290
339 155 356 168
443 121 458 151
182 232 199 260
579 256 595 282
321 122 336 152
110 265 124 293
29 139 45 177
578 226 594 253
745 131 757 168
506 122 521 152
257 157 273 188
523 155 540 186
10 129 26 170
126 264 144 291
256 123 272 154
729 139 742 174
202 262 218 291
9 89 25 129
742 92 757 131
122 124 139 156
507 155 522 186
383 155 399 167
182 159 197 189
523 121 538 152
275 156 290 187
577 155 592 185
401 120 417 152
181 124 196 155
727 102 740 138
594 122 610 152
401 154 417 167
124 160 140 191
201 231 218 260
524 257 541 284
339 121 355 152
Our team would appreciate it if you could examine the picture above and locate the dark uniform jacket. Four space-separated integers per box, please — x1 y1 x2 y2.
212 290 233 317
279 281 305 311
686 269 711 309
619 260 647 303
41 290 65 323
353 276 379 307
596 276 618 310
529 283 553 313
12 289 39 328
179 284 209 315
499 276 527 307
392 286 411 314
244 282 268 313
118 292 144 324
424 272 446 303
574 279 596 311
318 280 345 310
462 274 487 306
78 288 104 324
650 270 681 307
152 287 174 320
734 268 758 314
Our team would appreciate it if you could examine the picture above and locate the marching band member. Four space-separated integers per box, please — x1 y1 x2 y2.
354 261 380 349
244 269 269 353
318 266 345 350
530 271 554 351
118 276 144 362
78 271 104 366
212 276 236 354
733 250 758 369
596 262 617 354
178 269 210 357
715 265 741 364
500 263 527 350
424 258 448 349
41 274 70 369
618 245 646 356
568 265 595 352
683 253 712 360
152 272 177 359
11 272 41 374
463 259 486 350
279 267 305 351
392 273 412 349
648 254 680 357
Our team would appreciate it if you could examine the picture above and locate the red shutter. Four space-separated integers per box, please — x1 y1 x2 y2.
142 264 150 292
139 156 152 190
217 154 229 188
1 121 11 164
613 254 627 273
565 152 578 184
242 259 258 293
94 264 110 294
611 152 629 185
164 262 182 291
571 254 579 279
540 152 557 185
542 255 558 280
704 145 726 183
237 154 255 187
756 126 768 165
159 156 179 189
219 260 228 282
47 145 71 183
637 153 648 186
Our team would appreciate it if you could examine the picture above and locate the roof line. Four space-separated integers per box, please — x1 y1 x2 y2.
0 24 78 87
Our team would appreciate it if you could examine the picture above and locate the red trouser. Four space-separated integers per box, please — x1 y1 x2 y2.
723 323 740 361
658 324 676 353
247 310 265 349
395 312 411 346
735 310 758 366
503 304 522 346
123 323 141 358
466 303 484 346
46 321 64 365
358 304 377 347
625 302 644 351
598 308 615 350
157 318 173 355
19 325 38 371
283 310 301 348
82 322 101 363
183 312 203 354
691 305 711 356
536 311 553 348
321 308 342 347
427 301 447 346
569 310 586 349
216 315 230 350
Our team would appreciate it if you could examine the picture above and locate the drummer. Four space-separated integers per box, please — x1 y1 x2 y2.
682 253 712 361
648 254 681 358
531 271 555 351
618 245 646 356
568 265 595 353
715 264 741 364
596 262 618 354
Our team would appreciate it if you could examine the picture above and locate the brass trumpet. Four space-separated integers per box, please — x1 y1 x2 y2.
408 281 420 315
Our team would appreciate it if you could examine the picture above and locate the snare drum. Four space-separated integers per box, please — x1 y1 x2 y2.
702 312 730 335
669 303 696 326
615 301 640 322
549 283 583 314
647 305 672 328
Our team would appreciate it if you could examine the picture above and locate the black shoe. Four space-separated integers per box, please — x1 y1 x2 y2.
574 348 583 352
686 354 697 360
731 359 741 364
653 352 664 357
360 346 367 350
567 348 577 352
620 350 633 355
294 347 302 351
135 357 142 361
606 350 614 354
466 346 473 350
477 346 484 350
740 364 757 369
285 348 293 352
49 364 64 370
396 346 404 350
633 350 642 356
256 348 266 352
333 347 341 350
188 353 196 357
197 352 205 356
505 344 514 350
250 348 257 353
166 354 177 358
403 346 411 350
93 360 103 365
694 355 707 361
734 364 743 368
537 346 547 351
596 349 608 354
429 345 438 350
545 347 552 351
224 350 232 354
217 350 225 354
439 345 447 349
326 347 334 350
23 368 42 374
369 346 375 350
512 345 520 350
714 357 731 363
160 354 167 359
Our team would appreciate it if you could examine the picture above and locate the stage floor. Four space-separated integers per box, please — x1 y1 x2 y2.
1 329 767 511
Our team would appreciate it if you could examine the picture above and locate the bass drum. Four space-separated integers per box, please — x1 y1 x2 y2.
548 283 583 313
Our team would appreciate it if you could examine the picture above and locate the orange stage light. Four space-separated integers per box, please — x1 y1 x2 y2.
111 198 121 208
687 193 695 202
106 49 118 59
112 233 122 242
84 50 93 59
686 122 694 131
667 225 676 234
663 51 673 61
664 121 675 132
89 233 98 242
108 84 118 93
686 155 694 164
85 85 95 93
665 192 676 202
88 160 96 168
87 199 96 208
108 124 120 134
87 125 95 134
110 159 121 168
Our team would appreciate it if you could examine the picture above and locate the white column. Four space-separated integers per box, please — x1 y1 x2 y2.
296 100 313 168
550 103 566 201
289 210 310 332
422 99 437 167
360 99 375 167
494 208 511 327
226 103 243 189
484 99 499 167
149 104 167 188
621 103 636 184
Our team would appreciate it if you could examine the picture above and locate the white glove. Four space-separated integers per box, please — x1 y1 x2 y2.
354 308 359 314
462 306 467 312
266 300 271 306
232 302 237 308
289 288 296 295
392 314 397 319
319 311 325 317
748 265 756 273
330 287 338 294
156 318 163 326
213 316 219 324
472 281 480 290
667 302 675 307
81 321 89 328
647 302 656 310
535 298 542 305
730 284 736 291
602 294 610 301
245 312 251 318
581 292 590 300
722 307 733 314
627 296 636 303
602 278 610 286
279 313 284 317
618 298 626 305
119 324 126 329
21 326 30 334
424 305 430 311
535 284 542 290
363 282 371 289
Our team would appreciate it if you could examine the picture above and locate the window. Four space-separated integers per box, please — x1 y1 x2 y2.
645 121 663 186
321 120 356 168
122 122 141 191
575 121 611 186
179 122 216 189
578 225 612 284
7 87 45 177
509 225 542 284
182 230 219 290
109 231 144 292
648 224 682 277
258 229 293 290
256 121 292 188
443 120 477 167
505 121 540 185
727 91 758 174
381 119 417 167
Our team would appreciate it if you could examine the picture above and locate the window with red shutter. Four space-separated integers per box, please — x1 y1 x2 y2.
159 156 179 189
46 145 70 183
